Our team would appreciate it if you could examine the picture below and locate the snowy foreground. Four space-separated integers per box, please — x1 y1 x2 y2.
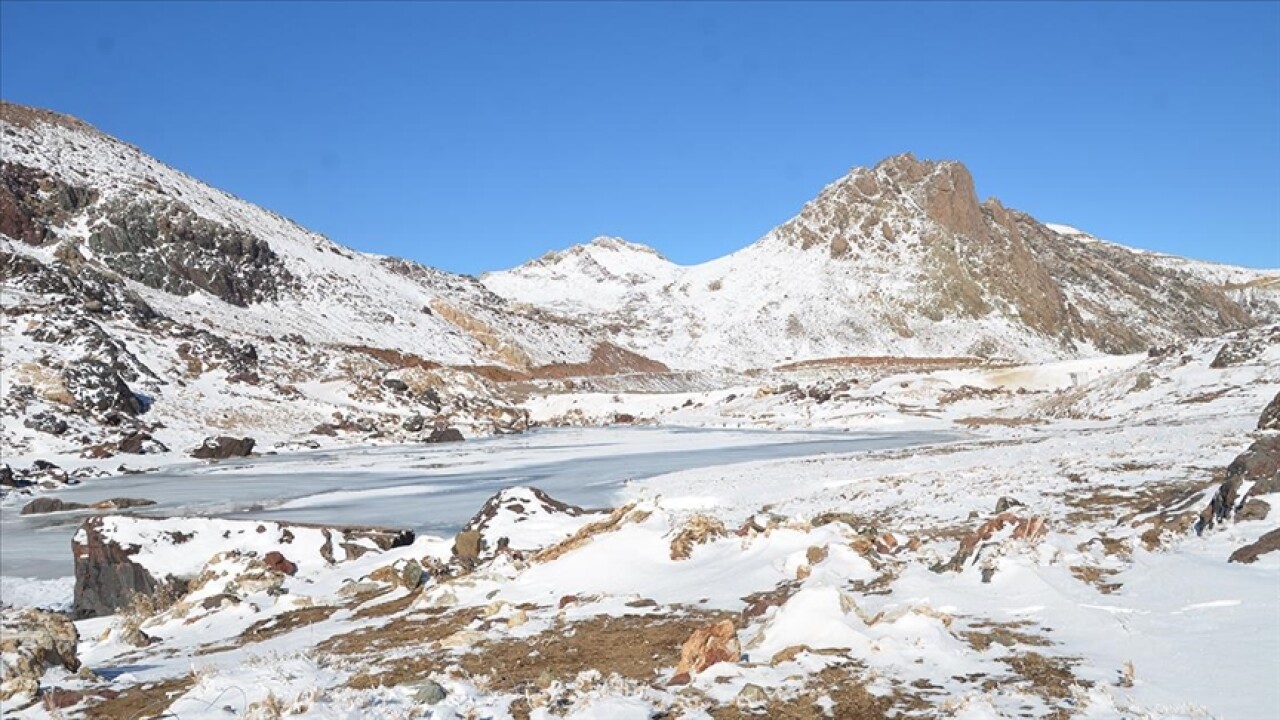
2 331 1279 719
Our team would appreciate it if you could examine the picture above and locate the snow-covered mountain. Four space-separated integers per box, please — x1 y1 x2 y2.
485 154 1272 370
1 101 658 459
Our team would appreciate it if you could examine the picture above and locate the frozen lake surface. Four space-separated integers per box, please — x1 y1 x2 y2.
1 426 956 579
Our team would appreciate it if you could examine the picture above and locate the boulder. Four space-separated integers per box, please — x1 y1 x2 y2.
671 619 741 684
0 608 80 707
262 550 298 575
72 515 413 618
60 359 143 416
425 427 465 443
382 377 410 393
190 435 255 459
409 679 447 705
402 414 425 432
117 430 167 455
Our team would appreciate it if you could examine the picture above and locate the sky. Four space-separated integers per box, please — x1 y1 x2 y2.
1 2 1277 274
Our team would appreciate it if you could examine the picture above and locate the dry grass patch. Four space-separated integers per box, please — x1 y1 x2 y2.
959 620 1053 652
238 605 339 644
84 674 195 719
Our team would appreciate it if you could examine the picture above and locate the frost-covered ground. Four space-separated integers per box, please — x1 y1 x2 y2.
2 329 1278 719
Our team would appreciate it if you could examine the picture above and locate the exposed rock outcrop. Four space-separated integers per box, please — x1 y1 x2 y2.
72 515 413 618
190 435 256 459
0 608 80 707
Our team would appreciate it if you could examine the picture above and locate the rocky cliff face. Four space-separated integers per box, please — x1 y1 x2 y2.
485 154 1269 369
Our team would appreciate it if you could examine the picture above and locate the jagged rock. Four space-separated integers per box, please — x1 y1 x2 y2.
932 513 1047 574
425 427 465 443
1198 436 1280 533
671 619 741 684
0 608 80 707
1229 529 1280 564
190 435 255 459
0 464 16 487
22 412 68 436
402 414 425 432
1260 391 1280 431
382 377 409 393
72 515 413 618
262 550 297 575
61 359 143 416
1211 338 1267 368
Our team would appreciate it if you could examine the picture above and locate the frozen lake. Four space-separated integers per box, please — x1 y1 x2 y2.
0 426 956 580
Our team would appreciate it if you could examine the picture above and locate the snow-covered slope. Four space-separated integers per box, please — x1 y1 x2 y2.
0 101 637 461
486 154 1259 370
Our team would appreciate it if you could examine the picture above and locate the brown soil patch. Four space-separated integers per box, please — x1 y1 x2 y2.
238 605 339 644
351 589 420 620
708 664 904 719
531 342 670 379
1070 565 1123 594
1002 651 1091 703
342 344 441 371
960 620 1053 652
84 674 195 719
339 609 730 693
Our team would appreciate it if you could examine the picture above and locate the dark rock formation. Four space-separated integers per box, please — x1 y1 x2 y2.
426 427 465 443
1260 391 1280 431
190 435 255 459
1197 435 1280 534
1229 529 1280 564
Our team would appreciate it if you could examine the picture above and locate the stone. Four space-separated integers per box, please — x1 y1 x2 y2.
0 608 80 706
117 430 166 455
409 679 447 705
21 497 89 515
382 377 410 393
400 559 424 589
401 414 425 432
23 412 68 436
453 530 483 568
190 435 256 459
994 496 1024 513
263 550 297 575
673 619 741 679
426 427 465 443
737 683 768 706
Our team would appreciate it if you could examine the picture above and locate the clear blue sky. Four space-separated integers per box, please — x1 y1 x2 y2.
2 1 1278 273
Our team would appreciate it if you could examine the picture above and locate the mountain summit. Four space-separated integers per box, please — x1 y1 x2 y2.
485 154 1266 369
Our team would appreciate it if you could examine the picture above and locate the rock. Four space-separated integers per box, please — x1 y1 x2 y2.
453 530 484 568
1260 392 1280 431
409 679 447 705
190 435 255 459
425 427 465 443
1236 498 1271 523
382 377 410 393
117 430 167 455
1229 529 1280 564
0 608 80 707
262 550 297 575
91 497 156 510
200 593 242 610
673 619 741 681
23 411 68 435
1210 338 1267 368
400 559 424 589
0 464 18 487
737 683 768 706
61 359 143 416
21 497 89 515
932 513 1047 574
994 496 1024 513
72 515 413 618
119 624 154 648
402 414 425 432
1197 435 1280 533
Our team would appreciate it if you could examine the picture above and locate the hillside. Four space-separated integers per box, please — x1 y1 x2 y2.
485 154 1270 370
